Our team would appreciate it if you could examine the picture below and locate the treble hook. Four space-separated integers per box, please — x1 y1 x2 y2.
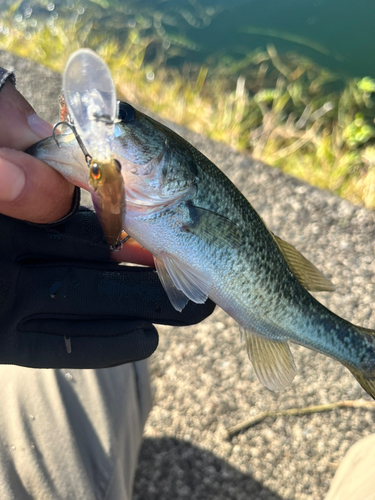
52 121 92 165
110 234 131 252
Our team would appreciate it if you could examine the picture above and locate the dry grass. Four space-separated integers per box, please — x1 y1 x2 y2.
1 15 375 208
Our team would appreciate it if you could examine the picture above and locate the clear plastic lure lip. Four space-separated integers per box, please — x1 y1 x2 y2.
59 48 126 250
63 49 117 160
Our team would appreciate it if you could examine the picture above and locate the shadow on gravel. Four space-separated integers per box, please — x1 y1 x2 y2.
133 437 283 500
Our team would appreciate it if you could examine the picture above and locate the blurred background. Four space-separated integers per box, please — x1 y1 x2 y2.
1 0 375 208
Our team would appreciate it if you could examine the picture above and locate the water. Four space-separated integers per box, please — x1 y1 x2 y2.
185 0 375 77
3 0 375 77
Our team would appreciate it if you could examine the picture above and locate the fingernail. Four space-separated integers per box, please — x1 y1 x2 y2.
27 113 53 139
0 159 26 201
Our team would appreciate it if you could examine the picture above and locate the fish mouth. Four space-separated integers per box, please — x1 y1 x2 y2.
27 133 71 154
27 134 80 164
27 134 90 190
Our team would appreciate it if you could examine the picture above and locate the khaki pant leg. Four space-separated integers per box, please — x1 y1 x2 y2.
0 361 151 500
325 434 375 500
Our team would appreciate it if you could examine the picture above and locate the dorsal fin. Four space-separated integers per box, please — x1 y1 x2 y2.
272 234 335 292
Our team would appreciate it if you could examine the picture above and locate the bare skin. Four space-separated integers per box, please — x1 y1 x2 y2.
0 82 154 267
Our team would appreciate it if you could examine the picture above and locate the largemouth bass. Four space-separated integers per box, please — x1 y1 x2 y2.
28 101 375 399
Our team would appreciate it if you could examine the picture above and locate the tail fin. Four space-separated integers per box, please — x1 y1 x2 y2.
347 366 375 400
344 324 375 400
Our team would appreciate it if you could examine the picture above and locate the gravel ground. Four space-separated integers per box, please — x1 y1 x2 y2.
2 50 375 500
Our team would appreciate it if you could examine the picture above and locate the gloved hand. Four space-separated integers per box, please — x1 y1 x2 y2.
0 204 215 368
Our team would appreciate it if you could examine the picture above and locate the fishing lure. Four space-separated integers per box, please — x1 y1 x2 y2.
54 48 126 250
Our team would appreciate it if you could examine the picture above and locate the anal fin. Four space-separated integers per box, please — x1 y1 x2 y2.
240 327 296 391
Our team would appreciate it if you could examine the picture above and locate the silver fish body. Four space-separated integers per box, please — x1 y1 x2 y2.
28 101 375 398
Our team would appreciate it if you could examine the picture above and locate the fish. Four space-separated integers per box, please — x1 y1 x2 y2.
28 100 375 399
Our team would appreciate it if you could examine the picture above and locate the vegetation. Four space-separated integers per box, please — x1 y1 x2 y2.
1 3 375 208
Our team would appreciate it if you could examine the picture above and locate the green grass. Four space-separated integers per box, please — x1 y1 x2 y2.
1 17 375 209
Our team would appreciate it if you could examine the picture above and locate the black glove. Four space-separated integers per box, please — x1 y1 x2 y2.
0 203 215 369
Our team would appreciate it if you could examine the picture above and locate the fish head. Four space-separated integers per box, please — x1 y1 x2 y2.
112 102 199 211
28 101 199 212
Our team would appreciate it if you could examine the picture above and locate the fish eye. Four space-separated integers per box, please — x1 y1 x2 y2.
114 159 122 173
118 102 136 123
91 162 102 180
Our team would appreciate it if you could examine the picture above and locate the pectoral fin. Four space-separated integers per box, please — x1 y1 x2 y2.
155 252 212 311
184 204 242 249
272 234 335 292
240 327 296 391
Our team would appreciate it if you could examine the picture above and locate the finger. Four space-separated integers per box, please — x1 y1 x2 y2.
111 238 154 267
0 148 74 223
0 81 53 150
0 81 75 222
